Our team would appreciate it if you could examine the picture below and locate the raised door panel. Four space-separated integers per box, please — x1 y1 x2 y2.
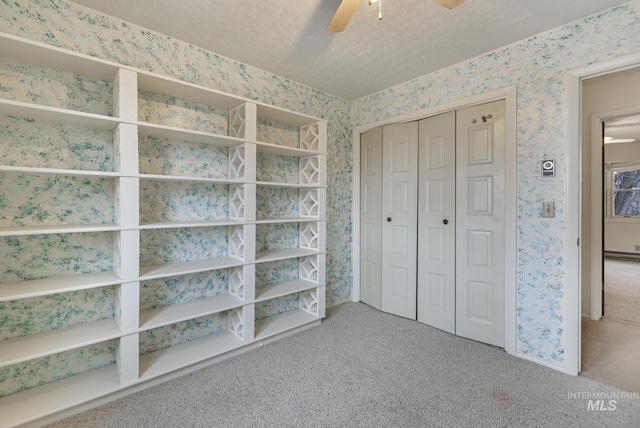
360 128 383 309
417 111 456 333
455 100 506 348
381 122 418 319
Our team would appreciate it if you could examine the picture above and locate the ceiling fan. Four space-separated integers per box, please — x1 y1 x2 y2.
327 0 465 33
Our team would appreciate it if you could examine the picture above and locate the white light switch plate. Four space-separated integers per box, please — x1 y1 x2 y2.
542 201 555 218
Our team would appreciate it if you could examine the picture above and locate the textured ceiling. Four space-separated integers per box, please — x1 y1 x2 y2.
69 0 631 100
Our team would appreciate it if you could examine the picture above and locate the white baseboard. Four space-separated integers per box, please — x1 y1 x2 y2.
516 351 569 374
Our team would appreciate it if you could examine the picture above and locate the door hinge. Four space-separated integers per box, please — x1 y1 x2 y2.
577 238 580 246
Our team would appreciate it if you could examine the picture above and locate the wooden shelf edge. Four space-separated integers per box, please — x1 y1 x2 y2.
254 309 319 342
0 98 121 129
138 174 244 184
0 223 127 237
138 330 244 381
0 32 323 126
139 294 244 331
0 165 121 178
255 141 325 157
137 122 245 146
0 318 121 368
139 257 246 280
0 365 120 428
138 220 245 230
255 181 327 189
254 217 326 224
255 279 323 303
0 271 122 302
255 248 322 263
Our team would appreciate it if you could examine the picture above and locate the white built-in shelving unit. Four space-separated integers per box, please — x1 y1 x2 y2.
0 32 326 427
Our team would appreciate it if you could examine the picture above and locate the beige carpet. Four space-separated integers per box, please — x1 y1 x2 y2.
47 302 640 428
582 317 640 393
604 260 640 325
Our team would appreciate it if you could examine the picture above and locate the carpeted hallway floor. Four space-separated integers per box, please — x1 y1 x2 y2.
604 259 640 325
49 302 640 428
582 316 640 393
580 259 640 394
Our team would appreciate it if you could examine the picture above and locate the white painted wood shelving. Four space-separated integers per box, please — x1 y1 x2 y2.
0 32 326 427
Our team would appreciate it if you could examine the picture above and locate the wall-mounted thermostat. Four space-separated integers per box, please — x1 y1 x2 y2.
542 159 555 177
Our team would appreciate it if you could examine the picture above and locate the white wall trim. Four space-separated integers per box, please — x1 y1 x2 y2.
564 52 640 376
516 351 569 373
351 85 517 356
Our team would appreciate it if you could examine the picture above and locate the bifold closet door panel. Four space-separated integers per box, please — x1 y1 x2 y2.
360 128 383 310
455 100 506 348
417 111 456 333
381 122 418 320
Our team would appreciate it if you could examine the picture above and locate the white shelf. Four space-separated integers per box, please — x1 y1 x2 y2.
0 32 323 129
139 257 245 281
0 165 121 178
138 330 244 381
255 141 321 157
138 122 245 147
0 31 326 425
0 271 122 302
139 294 244 331
137 73 244 112
254 309 319 341
0 98 122 129
255 248 320 263
256 181 326 189
0 32 122 81
138 220 245 230
255 217 326 224
138 173 244 185
255 279 322 302
256 104 321 127
0 223 124 237
0 364 121 428
0 318 121 368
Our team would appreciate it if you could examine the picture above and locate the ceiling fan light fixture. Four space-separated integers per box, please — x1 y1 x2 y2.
328 0 464 33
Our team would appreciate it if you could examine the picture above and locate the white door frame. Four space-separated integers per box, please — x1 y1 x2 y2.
589 107 640 321
351 85 517 356
564 52 640 376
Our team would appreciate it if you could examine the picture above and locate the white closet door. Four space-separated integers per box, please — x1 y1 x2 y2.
455 100 506 348
417 111 456 333
360 128 383 310
381 122 419 319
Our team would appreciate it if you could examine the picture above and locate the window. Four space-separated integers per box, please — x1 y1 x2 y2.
611 168 640 217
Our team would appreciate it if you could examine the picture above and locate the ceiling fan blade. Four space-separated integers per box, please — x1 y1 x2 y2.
433 0 465 9
327 0 361 33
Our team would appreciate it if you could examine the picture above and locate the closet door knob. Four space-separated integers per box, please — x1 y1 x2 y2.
387 217 392 222
443 219 449 225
